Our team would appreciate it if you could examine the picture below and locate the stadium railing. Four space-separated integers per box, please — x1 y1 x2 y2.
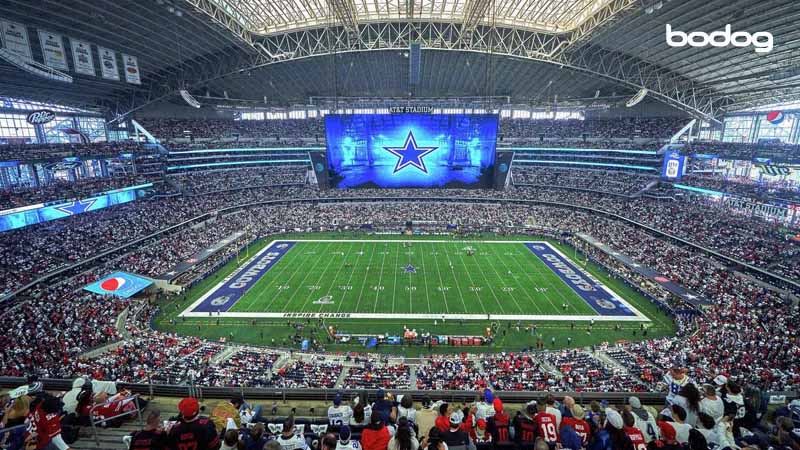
2 377 797 405
89 394 144 446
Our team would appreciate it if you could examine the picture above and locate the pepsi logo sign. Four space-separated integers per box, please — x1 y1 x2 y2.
100 277 127 292
26 110 56 125
766 111 784 125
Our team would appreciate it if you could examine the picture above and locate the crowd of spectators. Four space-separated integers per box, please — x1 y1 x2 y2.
512 167 656 195
0 140 149 161
169 166 307 195
138 118 326 141
140 116 685 142
674 173 800 203
0 175 152 210
0 165 798 396
689 140 800 163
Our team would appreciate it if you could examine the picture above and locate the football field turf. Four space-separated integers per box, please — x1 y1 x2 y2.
181 239 648 322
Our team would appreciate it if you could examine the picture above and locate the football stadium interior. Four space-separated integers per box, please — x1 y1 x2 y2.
1 0 800 449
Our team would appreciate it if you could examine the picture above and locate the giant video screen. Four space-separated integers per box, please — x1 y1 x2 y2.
325 114 498 188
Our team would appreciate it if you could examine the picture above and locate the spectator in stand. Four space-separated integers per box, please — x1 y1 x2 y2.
335 426 361 450
664 405 693 445
698 385 724 424
240 424 268 450
434 403 451 433
388 422 419 450
167 398 220 450
397 395 416 424
276 418 308 450
622 411 647 450
361 414 391 450
124 409 168 450
442 412 474 450
512 403 538 447
561 404 591 448
588 408 633 450
627 397 659 443
328 393 353 427
371 389 396 425
487 399 512 444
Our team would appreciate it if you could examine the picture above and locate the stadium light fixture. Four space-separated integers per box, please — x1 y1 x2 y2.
179 89 202 108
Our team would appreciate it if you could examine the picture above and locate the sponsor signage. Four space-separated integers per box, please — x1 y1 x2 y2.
26 110 55 125
525 243 636 317
83 271 153 299
189 241 295 313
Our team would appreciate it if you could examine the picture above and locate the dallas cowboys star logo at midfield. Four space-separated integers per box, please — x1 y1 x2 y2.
404 264 417 273
383 131 438 174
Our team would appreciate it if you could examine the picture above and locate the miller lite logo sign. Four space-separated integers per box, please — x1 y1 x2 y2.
26 110 56 125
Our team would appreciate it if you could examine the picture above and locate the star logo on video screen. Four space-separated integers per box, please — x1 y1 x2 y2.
383 131 438 174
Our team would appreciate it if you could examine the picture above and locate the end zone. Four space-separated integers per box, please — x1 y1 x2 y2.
180 241 294 316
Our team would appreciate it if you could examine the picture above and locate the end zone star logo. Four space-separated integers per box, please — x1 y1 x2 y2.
383 131 438 174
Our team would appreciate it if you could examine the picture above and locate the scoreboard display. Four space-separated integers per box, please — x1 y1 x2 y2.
324 114 498 189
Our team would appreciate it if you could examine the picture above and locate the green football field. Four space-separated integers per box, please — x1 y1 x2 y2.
161 234 674 354
182 239 647 321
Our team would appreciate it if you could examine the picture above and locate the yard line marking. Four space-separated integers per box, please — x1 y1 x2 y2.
478 243 528 314
317 242 358 312
280 242 333 312
455 244 503 312
336 241 367 313
442 243 477 313
392 242 400 314
419 243 432 314
255 243 314 312
490 247 545 315
431 243 451 313
373 243 389 313
297 242 342 312
352 242 377 313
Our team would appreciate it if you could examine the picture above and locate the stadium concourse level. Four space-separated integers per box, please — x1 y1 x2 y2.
0 171 797 394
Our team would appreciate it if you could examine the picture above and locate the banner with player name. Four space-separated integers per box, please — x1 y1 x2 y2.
37 30 68 70
122 54 141 84
98 47 120 80
0 20 32 62
70 39 95 76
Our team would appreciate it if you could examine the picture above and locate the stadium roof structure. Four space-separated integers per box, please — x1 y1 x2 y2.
2 0 800 121
219 0 616 35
